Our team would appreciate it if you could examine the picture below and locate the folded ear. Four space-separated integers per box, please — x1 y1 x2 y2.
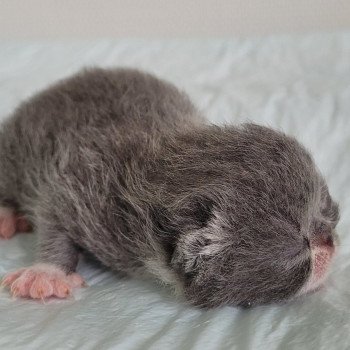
171 211 227 275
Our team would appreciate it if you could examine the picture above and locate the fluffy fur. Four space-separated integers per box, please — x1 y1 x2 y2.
0 68 339 307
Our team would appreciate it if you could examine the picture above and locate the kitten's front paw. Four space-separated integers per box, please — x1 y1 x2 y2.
1 264 85 299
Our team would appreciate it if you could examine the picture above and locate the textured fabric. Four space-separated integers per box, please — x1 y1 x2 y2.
0 33 349 350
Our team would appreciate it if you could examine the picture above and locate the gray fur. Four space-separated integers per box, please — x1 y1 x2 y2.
0 68 339 308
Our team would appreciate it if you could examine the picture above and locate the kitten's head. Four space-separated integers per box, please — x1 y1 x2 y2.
165 124 339 308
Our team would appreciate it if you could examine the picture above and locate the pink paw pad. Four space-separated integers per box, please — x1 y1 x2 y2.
1 264 85 299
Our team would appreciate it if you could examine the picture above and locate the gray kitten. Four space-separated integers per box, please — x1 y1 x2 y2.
0 68 339 308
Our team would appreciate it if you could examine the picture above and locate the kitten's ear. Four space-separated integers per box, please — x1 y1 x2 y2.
153 195 216 268
171 211 226 275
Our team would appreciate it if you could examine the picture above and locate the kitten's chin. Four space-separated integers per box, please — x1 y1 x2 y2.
297 244 335 296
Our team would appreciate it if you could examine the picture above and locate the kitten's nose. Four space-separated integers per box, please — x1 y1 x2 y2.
322 234 334 248
311 225 334 248
319 229 334 248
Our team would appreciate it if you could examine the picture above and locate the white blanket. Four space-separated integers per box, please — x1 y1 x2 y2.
1 33 349 350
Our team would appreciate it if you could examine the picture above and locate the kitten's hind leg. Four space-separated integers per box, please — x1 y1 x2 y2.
2 206 85 299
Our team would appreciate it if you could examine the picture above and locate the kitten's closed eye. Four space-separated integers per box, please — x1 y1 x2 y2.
324 202 340 227
320 185 340 226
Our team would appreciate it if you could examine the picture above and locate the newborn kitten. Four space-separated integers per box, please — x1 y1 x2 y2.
0 68 339 307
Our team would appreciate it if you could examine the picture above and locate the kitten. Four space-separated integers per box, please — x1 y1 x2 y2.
0 68 339 307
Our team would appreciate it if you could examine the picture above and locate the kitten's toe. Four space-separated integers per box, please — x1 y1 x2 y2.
2 264 85 299
0 207 16 239
0 208 32 238
67 273 86 288
1 268 25 286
